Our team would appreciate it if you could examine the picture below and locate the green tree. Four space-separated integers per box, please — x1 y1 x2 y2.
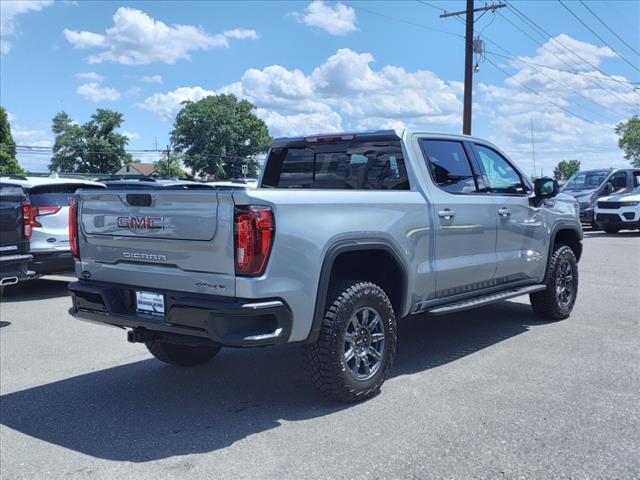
170 94 271 179
0 107 25 175
155 152 184 179
553 159 581 181
49 109 133 173
615 115 640 167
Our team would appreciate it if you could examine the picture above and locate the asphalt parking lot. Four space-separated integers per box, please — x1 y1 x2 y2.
1 230 639 479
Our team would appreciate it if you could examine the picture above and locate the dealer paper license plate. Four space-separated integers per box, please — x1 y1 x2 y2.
135 291 165 317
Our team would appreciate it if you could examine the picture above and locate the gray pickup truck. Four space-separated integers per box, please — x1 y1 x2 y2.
69 130 583 402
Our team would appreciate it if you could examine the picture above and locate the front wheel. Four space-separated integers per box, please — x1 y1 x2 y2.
530 244 578 320
603 226 620 234
305 281 397 403
145 339 221 366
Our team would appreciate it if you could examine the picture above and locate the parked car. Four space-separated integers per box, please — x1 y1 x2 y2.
561 167 640 229
0 177 105 276
0 181 33 296
594 185 640 233
68 130 583 402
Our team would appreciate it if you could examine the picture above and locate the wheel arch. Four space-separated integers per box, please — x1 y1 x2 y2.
544 225 583 283
306 239 408 344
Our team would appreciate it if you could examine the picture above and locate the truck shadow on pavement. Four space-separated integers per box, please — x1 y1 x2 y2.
1 278 71 303
0 301 543 462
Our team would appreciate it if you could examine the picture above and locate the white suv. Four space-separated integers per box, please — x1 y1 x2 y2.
0 176 104 275
595 186 640 233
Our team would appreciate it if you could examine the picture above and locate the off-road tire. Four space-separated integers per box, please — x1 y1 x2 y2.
603 226 620 234
145 340 221 366
530 244 578 321
304 281 397 403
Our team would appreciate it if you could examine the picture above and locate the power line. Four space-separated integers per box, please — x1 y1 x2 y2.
496 8 638 107
483 56 596 125
558 0 640 73
506 1 639 94
579 0 640 58
346 2 463 38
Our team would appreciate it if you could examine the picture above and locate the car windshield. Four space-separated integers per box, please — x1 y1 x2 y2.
563 171 609 190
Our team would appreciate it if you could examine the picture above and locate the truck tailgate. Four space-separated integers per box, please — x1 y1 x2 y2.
77 189 236 296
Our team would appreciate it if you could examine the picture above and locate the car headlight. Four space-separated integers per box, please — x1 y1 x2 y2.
622 201 639 206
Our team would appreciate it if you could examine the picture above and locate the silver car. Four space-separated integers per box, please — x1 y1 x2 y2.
0 176 104 275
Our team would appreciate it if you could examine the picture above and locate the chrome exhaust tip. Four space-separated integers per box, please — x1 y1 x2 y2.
0 277 19 286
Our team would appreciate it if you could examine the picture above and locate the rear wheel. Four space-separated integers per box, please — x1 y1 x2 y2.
530 244 578 320
603 226 620 234
145 340 221 366
305 281 397 403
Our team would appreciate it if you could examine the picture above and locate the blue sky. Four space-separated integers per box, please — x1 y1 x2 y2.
1 0 639 174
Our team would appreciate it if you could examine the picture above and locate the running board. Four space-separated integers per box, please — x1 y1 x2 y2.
427 285 547 315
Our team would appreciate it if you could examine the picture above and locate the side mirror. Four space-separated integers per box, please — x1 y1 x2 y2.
534 177 559 198
603 182 614 195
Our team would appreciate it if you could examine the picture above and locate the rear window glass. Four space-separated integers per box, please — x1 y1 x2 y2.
262 141 409 190
28 185 86 206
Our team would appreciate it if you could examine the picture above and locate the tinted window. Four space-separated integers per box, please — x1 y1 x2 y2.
262 141 409 190
610 171 627 189
28 185 83 207
475 145 526 195
564 171 608 190
420 140 476 194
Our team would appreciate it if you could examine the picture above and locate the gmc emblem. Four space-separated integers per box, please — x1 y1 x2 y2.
116 216 163 230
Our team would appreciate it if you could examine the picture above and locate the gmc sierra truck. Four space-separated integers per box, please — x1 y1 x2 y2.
68 131 583 402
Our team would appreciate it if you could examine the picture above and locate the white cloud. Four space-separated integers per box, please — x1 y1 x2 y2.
294 1 357 36
63 7 257 65
476 34 638 175
140 74 164 84
122 131 139 140
1 0 53 54
223 28 258 40
137 86 215 120
138 48 462 136
74 71 104 82
77 82 121 102
63 29 105 48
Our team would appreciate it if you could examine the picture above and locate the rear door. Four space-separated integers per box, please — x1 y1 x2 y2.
471 143 546 284
78 186 236 296
418 138 497 298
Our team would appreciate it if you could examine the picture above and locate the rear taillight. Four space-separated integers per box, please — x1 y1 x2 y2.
69 198 79 259
22 203 35 239
30 206 62 227
234 206 274 276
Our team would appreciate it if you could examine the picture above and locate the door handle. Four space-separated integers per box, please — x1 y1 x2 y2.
498 207 511 217
438 209 456 220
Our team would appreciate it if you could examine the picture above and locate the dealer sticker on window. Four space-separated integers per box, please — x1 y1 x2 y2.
136 291 165 317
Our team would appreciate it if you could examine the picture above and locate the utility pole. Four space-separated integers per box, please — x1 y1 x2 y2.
441 1 507 135
530 118 536 178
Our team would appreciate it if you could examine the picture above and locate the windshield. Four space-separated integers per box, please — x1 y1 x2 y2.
563 171 609 190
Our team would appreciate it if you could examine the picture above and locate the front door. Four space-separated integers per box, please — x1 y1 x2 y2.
419 138 497 298
472 143 546 284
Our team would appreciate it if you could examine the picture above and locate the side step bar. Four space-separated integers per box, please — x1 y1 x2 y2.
427 285 547 316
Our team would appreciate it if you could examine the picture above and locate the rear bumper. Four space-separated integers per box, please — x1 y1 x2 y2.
68 280 292 347
30 251 74 275
0 253 34 285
